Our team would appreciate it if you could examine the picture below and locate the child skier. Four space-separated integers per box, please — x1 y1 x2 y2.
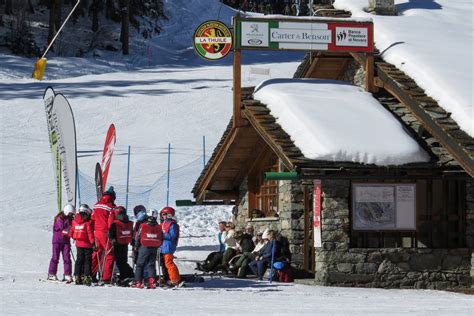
70 204 95 285
108 206 134 285
133 209 163 289
47 204 75 282
160 207 182 287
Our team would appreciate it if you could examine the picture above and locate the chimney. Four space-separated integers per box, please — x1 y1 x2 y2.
368 0 397 15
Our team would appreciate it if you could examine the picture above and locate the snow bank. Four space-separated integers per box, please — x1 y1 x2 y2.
334 0 474 137
253 79 430 165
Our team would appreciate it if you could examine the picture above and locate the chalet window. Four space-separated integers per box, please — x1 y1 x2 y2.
350 179 466 249
249 155 279 217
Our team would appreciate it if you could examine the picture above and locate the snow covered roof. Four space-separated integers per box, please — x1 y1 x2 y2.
253 79 430 166
333 0 474 138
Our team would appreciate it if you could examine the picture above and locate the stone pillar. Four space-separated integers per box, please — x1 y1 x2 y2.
315 179 351 285
368 0 397 15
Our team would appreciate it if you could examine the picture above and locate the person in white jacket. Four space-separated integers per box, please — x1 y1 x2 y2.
220 222 237 273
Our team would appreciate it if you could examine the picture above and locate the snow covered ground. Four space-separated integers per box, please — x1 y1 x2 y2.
0 0 473 315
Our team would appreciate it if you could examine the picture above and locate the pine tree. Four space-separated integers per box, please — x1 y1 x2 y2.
119 0 129 54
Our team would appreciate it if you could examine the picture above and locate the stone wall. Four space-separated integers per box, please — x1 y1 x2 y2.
466 179 474 288
315 179 473 289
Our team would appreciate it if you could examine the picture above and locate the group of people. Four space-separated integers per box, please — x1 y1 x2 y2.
47 187 181 289
222 0 314 16
196 221 292 282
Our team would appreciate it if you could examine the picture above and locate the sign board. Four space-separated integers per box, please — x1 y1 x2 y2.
193 20 232 60
352 183 416 231
313 180 322 247
235 18 373 53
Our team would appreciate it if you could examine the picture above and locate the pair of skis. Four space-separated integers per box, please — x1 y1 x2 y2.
95 124 116 201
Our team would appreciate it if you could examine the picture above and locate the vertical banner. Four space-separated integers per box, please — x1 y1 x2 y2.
101 124 116 191
313 180 322 248
43 87 62 212
52 94 77 207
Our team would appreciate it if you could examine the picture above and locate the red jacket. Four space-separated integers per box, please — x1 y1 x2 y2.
71 215 95 248
91 195 115 233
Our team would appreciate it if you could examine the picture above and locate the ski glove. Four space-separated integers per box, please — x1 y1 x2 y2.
92 243 98 252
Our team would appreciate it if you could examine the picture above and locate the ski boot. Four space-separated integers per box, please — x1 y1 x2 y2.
74 276 82 285
47 274 59 281
83 276 92 286
64 275 73 284
131 280 144 289
147 277 156 289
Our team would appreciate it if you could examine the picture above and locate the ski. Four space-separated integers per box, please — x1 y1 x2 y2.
95 162 103 201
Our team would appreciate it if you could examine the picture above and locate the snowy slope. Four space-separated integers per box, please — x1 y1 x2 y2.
334 0 474 137
0 1 473 314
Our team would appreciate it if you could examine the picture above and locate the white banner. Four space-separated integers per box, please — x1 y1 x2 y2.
43 87 62 212
52 94 77 207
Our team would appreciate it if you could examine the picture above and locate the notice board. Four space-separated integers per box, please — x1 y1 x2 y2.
352 183 416 231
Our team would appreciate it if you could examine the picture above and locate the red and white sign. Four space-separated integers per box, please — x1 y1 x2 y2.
101 124 116 191
313 180 322 248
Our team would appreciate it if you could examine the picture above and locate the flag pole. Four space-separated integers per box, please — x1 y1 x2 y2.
125 145 131 210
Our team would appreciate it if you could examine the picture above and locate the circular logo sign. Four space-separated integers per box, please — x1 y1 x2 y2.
193 20 232 60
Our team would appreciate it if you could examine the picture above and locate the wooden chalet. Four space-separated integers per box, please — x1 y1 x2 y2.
192 13 474 290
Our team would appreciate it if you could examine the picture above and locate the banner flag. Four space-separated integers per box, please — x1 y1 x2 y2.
52 94 77 207
43 87 62 212
101 124 116 191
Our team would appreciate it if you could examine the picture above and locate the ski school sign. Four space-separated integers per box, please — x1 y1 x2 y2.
193 20 232 60
234 17 373 53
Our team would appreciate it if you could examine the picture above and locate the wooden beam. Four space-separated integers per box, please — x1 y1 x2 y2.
243 109 295 170
204 190 238 201
233 49 243 128
365 54 375 92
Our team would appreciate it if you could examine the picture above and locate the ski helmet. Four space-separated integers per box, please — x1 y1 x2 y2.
160 206 175 218
146 208 158 219
78 204 92 215
63 204 76 216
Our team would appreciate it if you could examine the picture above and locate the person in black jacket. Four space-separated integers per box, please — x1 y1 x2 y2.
108 206 134 285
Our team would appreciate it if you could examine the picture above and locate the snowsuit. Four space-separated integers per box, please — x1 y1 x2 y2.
134 220 163 282
161 219 181 284
91 194 115 281
48 214 72 277
70 213 95 278
108 213 134 281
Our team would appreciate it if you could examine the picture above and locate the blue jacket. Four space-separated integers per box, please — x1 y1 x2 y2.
218 232 225 252
259 240 279 260
160 220 179 254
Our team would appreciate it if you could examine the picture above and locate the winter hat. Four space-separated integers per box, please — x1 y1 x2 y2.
133 205 146 216
103 186 116 200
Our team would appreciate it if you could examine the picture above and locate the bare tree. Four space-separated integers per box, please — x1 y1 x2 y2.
91 0 100 32
5 0 13 15
120 0 129 54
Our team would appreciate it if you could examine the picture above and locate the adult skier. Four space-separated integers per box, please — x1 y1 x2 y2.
133 209 163 289
108 206 134 285
47 204 75 282
70 204 95 285
91 186 116 283
160 207 181 287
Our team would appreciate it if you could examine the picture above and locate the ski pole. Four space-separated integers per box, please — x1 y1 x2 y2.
157 248 162 286
71 248 76 264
